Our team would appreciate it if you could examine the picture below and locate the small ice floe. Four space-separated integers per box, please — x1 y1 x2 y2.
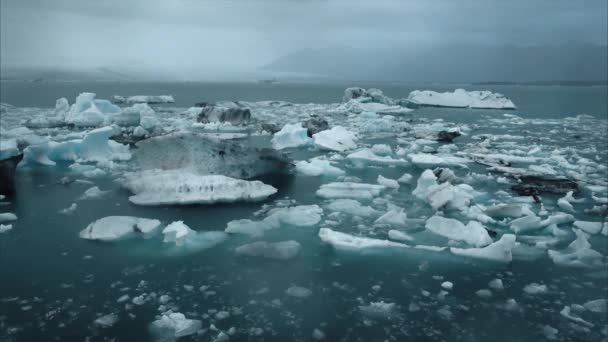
317 182 385 200
476 289 493 299
312 126 357 152
346 149 409 168
409 153 469 169
312 328 326 340
388 230 414 242
79 186 109 200
583 299 607 314
441 281 453 290
359 301 400 320
488 279 504 291
0 224 13 233
226 205 322 236
286 286 312 298
450 234 516 262
318 228 408 252
271 123 312 149
560 306 594 328
0 212 17 223
94 313 119 328
122 170 277 206
295 159 345 177
325 199 380 218
79 216 162 241
523 283 547 295
425 216 492 247
397 173 413 184
407 89 516 109
375 208 408 228
235 240 301 260
510 215 543 234
376 175 400 189
162 221 227 250
547 229 603 268
149 312 202 340
58 203 77 215
573 221 603 235
484 204 524 219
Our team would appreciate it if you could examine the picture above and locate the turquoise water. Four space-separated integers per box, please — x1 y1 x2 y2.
0 81 607 341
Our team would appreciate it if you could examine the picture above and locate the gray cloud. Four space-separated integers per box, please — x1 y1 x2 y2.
1 0 606 79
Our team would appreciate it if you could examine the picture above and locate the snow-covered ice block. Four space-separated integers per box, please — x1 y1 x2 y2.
425 216 493 247
271 123 312 149
317 182 385 200
79 216 162 241
312 126 357 152
295 159 345 177
236 240 301 260
122 170 277 205
407 89 516 109
318 228 407 251
450 234 516 262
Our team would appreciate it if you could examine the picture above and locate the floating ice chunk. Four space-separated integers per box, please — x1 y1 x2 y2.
523 283 547 295
122 170 277 206
488 279 504 291
225 219 267 237
65 93 121 127
540 213 574 227
557 194 574 213
560 306 594 328
265 205 323 228
58 203 77 215
286 286 312 298
375 209 408 227
510 215 543 234
0 213 18 223
441 281 453 290
409 153 469 168
412 169 473 210
0 224 12 233
80 216 162 241
318 228 407 251
547 229 603 268
110 104 141 127
377 175 399 189
235 240 301 260
271 123 312 149
325 199 380 217
80 186 109 200
583 299 607 314
573 221 603 235
55 97 69 117
347 149 409 167
484 204 523 218
312 328 326 340
407 89 516 109
541 325 559 340
316 182 385 200
94 313 118 328
450 234 516 262
162 221 195 246
295 159 345 177
388 230 414 242
425 216 492 247
149 312 202 340
359 301 399 320
397 173 413 184
371 144 392 156
312 126 357 152
476 289 493 298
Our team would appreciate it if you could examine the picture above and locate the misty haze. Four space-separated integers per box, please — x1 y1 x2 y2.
0 1 607 341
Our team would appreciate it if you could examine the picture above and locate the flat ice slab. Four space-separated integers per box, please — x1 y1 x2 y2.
407 89 516 109
79 216 162 241
122 170 277 205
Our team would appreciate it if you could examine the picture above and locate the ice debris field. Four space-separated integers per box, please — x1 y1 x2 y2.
0 86 607 341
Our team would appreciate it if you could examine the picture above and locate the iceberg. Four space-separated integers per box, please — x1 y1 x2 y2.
409 153 469 169
312 126 357 152
64 93 122 127
412 170 474 210
79 216 162 241
235 240 301 260
0 213 18 223
318 228 408 251
271 123 312 149
295 159 345 177
122 170 277 206
346 149 409 167
407 89 516 109
450 234 516 262
425 216 493 247
325 199 380 217
115 95 175 104
316 182 385 200
547 229 603 268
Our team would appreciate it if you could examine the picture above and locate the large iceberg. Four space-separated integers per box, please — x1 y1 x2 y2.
122 170 277 205
407 89 516 109
65 93 122 127
79 216 162 241
271 123 312 149
312 126 357 152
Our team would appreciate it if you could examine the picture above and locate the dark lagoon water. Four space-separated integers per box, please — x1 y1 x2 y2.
0 81 607 342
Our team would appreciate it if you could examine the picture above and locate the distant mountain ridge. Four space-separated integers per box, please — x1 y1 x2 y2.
262 44 608 83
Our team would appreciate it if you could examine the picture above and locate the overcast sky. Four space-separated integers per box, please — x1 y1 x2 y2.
1 0 606 78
